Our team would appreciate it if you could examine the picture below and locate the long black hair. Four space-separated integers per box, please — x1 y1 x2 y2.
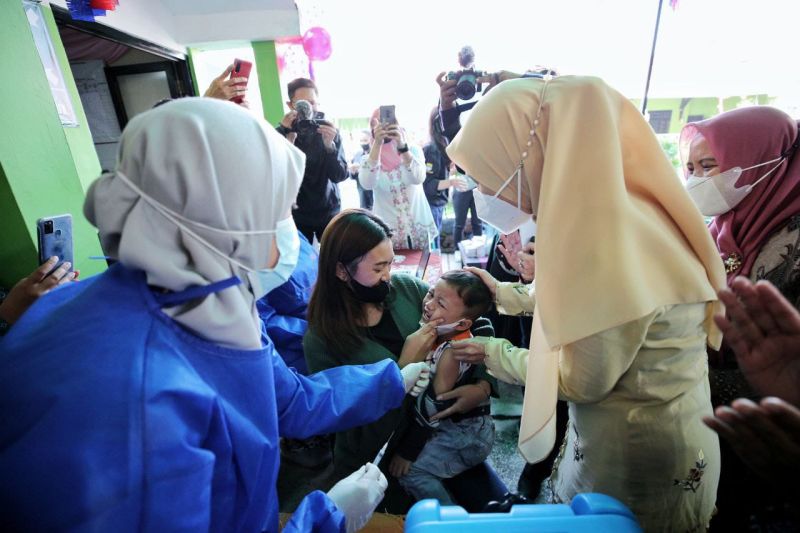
307 209 393 356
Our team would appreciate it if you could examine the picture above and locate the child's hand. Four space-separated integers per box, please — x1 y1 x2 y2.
388 454 412 478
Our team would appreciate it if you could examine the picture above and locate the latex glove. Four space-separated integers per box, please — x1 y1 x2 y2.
327 463 388 533
400 362 431 397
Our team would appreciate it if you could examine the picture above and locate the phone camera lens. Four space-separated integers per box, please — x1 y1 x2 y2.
235 64 241 73
44 221 54 234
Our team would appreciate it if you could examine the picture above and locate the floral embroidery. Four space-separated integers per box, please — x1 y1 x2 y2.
673 450 706 493
384 165 436 249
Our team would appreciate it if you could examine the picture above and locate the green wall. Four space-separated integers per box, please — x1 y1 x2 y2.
252 41 284 126
0 2 105 287
635 94 774 134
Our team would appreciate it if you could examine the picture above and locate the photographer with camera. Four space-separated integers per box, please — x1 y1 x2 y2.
276 78 348 243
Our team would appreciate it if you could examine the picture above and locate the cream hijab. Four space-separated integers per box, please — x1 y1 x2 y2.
85 98 305 350
447 76 725 462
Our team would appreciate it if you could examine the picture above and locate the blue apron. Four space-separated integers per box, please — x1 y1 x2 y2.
0 264 404 532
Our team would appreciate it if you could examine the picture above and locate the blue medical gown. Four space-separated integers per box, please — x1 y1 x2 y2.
0 264 405 532
256 232 317 374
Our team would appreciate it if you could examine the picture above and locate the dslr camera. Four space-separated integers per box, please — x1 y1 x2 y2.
447 45 486 101
446 68 486 101
291 99 325 136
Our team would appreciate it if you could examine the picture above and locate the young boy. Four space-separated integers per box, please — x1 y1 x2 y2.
389 270 495 504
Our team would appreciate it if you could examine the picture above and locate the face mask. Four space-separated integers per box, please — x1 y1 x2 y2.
473 167 532 234
685 156 784 217
246 217 300 298
347 268 390 303
115 171 296 300
471 78 549 235
435 320 465 337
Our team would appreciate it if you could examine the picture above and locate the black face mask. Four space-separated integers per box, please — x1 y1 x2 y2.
347 269 390 304
361 143 370 153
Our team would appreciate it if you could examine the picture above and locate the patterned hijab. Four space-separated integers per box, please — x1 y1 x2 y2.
85 98 304 349
447 76 725 462
680 107 800 283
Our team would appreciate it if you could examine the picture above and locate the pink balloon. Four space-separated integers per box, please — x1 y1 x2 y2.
276 52 286 73
302 26 332 62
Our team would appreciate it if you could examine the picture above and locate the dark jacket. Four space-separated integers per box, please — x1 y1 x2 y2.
423 143 450 208
277 125 348 226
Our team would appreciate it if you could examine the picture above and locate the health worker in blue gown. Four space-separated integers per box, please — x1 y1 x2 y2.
0 98 430 532
256 231 317 374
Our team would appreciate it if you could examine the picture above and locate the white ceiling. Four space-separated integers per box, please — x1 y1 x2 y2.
160 0 296 16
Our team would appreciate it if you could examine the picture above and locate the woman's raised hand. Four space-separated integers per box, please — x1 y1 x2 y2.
370 118 387 148
384 124 407 149
715 277 800 406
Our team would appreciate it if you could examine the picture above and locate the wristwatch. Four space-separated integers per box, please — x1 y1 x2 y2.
397 144 409 154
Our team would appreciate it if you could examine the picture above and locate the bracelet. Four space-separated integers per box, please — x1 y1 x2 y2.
397 144 409 154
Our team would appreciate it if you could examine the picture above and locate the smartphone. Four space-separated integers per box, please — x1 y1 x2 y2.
379 105 397 125
229 59 252 104
37 214 74 274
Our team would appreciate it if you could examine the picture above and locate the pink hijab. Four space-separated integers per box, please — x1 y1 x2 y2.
370 108 401 172
680 107 800 283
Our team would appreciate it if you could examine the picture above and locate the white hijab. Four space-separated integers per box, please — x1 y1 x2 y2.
84 97 305 349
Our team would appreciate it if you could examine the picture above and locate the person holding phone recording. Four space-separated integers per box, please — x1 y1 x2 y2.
204 63 249 105
358 107 437 250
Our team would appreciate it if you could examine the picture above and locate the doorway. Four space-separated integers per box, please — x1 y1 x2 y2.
52 6 195 171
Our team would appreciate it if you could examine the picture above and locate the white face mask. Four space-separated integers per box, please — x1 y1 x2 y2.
115 171 298 300
471 79 549 235
435 320 465 337
473 166 532 235
685 156 784 217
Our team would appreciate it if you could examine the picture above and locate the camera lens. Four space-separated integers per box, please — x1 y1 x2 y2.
456 80 476 100
44 221 54 234
235 63 241 72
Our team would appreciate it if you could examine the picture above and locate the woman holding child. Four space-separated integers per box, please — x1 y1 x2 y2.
304 208 505 512
447 75 727 531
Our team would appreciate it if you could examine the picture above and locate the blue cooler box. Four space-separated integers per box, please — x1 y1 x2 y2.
404 493 642 532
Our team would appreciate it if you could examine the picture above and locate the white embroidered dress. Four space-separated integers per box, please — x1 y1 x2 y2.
358 147 438 249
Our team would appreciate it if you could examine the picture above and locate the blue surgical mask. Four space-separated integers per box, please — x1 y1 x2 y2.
246 217 300 298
